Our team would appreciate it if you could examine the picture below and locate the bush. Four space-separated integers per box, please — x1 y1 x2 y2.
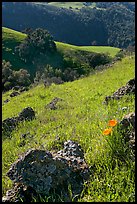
2 60 31 91
15 28 57 63
4 81 12 91
88 53 112 68
13 69 31 87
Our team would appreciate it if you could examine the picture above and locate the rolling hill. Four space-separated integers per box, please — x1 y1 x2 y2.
2 2 135 48
2 27 120 79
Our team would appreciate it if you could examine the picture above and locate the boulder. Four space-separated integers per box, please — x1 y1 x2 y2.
3 140 90 202
3 99 10 104
2 107 35 136
10 91 20 97
119 112 135 129
103 78 135 104
2 117 18 134
18 107 35 121
46 97 63 110
119 112 135 156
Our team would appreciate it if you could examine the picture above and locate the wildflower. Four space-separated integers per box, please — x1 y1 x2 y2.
108 119 117 127
103 128 112 135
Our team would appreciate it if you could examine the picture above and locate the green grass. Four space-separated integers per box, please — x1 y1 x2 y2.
48 2 96 10
2 27 26 66
48 2 106 11
2 27 35 74
2 27 120 70
56 42 120 58
2 55 135 201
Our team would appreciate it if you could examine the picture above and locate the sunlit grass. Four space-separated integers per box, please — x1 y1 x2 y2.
56 41 120 57
2 55 135 201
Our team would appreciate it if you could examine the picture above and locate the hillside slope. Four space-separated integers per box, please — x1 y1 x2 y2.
2 2 135 48
2 27 119 77
2 55 135 201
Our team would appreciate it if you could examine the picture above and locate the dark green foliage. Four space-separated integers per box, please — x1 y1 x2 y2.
2 2 135 48
32 45 112 84
115 51 125 60
2 60 31 91
85 53 112 68
15 28 56 62
2 27 113 89
2 60 13 90
96 2 135 12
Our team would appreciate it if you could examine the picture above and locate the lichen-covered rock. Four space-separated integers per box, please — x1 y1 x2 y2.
119 112 135 156
103 78 135 104
2 107 35 136
3 140 90 202
10 91 20 97
3 99 10 104
2 117 18 134
120 112 135 129
2 183 38 202
46 97 63 110
18 107 35 121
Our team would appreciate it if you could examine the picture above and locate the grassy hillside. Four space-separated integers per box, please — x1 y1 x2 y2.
2 55 135 201
2 27 28 71
2 2 135 48
57 42 120 58
2 27 120 68
48 2 96 10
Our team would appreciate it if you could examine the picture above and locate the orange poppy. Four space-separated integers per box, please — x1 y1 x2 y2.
108 119 117 127
103 128 112 135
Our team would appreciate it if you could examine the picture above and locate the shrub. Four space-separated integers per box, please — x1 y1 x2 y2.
4 81 12 91
2 60 31 91
15 28 57 63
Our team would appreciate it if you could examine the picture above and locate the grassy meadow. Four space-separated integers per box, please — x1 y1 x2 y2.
2 55 135 202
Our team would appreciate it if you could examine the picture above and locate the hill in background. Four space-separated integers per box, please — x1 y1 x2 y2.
2 27 120 89
2 2 135 48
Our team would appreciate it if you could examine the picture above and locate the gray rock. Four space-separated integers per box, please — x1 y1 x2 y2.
10 91 20 97
2 117 18 134
3 141 90 202
46 97 63 110
119 112 135 157
18 107 35 121
3 99 10 104
103 78 135 104
2 107 35 137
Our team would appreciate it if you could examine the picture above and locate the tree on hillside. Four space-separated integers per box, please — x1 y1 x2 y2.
15 28 56 63
12 69 31 87
2 60 31 91
2 60 13 89
22 27 33 35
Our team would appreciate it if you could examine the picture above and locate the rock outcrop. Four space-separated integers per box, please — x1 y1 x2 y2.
10 91 20 97
2 107 35 136
119 112 135 156
2 140 90 202
104 78 135 104
18 107 35 121
46 97 63 110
